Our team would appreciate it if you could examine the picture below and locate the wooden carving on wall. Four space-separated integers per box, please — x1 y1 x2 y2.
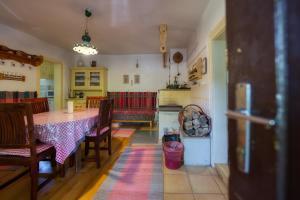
0 72 25 82
159 24 168 68
0 45 43 66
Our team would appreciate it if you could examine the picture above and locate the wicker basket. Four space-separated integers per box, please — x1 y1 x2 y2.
178 104 211 137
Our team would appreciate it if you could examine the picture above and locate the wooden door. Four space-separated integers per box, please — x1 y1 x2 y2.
226 0 277 199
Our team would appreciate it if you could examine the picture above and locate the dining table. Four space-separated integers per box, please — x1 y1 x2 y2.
33 109 99 166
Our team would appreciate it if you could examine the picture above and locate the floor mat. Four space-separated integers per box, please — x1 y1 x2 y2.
93 145 163 200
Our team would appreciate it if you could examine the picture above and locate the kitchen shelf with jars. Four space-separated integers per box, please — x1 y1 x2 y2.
66 67 108 110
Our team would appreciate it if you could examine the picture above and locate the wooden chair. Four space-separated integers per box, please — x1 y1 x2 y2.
86 96 107 108
85 99 114 168
0 103 56 200
21 98 49 114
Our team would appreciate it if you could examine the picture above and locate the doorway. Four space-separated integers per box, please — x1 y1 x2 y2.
209 19 228 167
38 59 63 111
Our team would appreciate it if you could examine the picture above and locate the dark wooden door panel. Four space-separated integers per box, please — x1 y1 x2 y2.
285 1 300 199
226 0 277 199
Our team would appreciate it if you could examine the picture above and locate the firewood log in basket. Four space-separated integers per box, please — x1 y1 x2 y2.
178 104 211 137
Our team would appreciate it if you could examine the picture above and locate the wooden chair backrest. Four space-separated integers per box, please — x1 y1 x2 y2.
86 96 107 108
0 103 36 156
21 98 49 114
96 99 114 136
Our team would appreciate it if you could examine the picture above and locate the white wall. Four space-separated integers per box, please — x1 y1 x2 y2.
187 0 226 165
187 0 225 113
0 23 73 99
74 49 188 92
211 40 228 164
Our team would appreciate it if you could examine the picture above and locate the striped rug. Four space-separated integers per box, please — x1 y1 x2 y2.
93 145 163 200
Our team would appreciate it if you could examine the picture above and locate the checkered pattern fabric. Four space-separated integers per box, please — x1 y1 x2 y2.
107 92 157 121
86 126 110 137
0 91 37 103
107 92 157 110
0 143 53 157
33 109 98 164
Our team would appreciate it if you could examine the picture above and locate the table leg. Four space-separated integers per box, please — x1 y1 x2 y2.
59 164 66 177
69 154 75 167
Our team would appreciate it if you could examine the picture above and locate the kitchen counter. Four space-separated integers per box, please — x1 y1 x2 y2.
158 105 183 112
158 89 191 107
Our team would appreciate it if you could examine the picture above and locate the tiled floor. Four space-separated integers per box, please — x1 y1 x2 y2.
117 122 159 144
163 164 228 200
131 129 159 144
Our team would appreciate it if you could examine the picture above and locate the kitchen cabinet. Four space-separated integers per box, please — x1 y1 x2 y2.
71 67 107 96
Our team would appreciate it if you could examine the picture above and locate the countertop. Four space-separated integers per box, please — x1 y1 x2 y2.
159 89 191 91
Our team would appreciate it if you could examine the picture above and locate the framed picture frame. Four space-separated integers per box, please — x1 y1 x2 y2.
123 74 129 84
134 74 140 84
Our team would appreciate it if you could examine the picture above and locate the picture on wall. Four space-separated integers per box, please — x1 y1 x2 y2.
123 74 129 84
134 74 140 84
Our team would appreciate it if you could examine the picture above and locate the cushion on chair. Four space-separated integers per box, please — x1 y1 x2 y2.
87 126 110 137
0 143 53 157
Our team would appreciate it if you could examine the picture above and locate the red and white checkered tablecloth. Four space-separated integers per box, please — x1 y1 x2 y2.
33 109 98 164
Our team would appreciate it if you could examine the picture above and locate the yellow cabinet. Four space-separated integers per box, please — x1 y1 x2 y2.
71 67 107 96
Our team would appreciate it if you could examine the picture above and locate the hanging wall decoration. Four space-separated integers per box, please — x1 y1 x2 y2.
0 45 43 66
0 72 25 82
173 51 183 76
134 74 140 84
123 75 129 84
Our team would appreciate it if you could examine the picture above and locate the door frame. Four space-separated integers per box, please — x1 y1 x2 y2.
37 57 64 110
208 17 227 166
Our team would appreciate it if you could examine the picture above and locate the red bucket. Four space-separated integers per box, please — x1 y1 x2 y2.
163 141 184 169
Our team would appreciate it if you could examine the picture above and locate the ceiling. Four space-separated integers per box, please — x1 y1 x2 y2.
0 0 209 54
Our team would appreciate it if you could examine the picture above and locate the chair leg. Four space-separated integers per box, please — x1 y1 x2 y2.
85 140 90 157
150 121 153 128
30 162 38 200
108 133 112 156
95 139 100 168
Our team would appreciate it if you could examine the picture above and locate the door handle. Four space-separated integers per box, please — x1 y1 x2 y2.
226 110 276 129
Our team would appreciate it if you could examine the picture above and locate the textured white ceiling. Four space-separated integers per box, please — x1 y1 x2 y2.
0 0 208 54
